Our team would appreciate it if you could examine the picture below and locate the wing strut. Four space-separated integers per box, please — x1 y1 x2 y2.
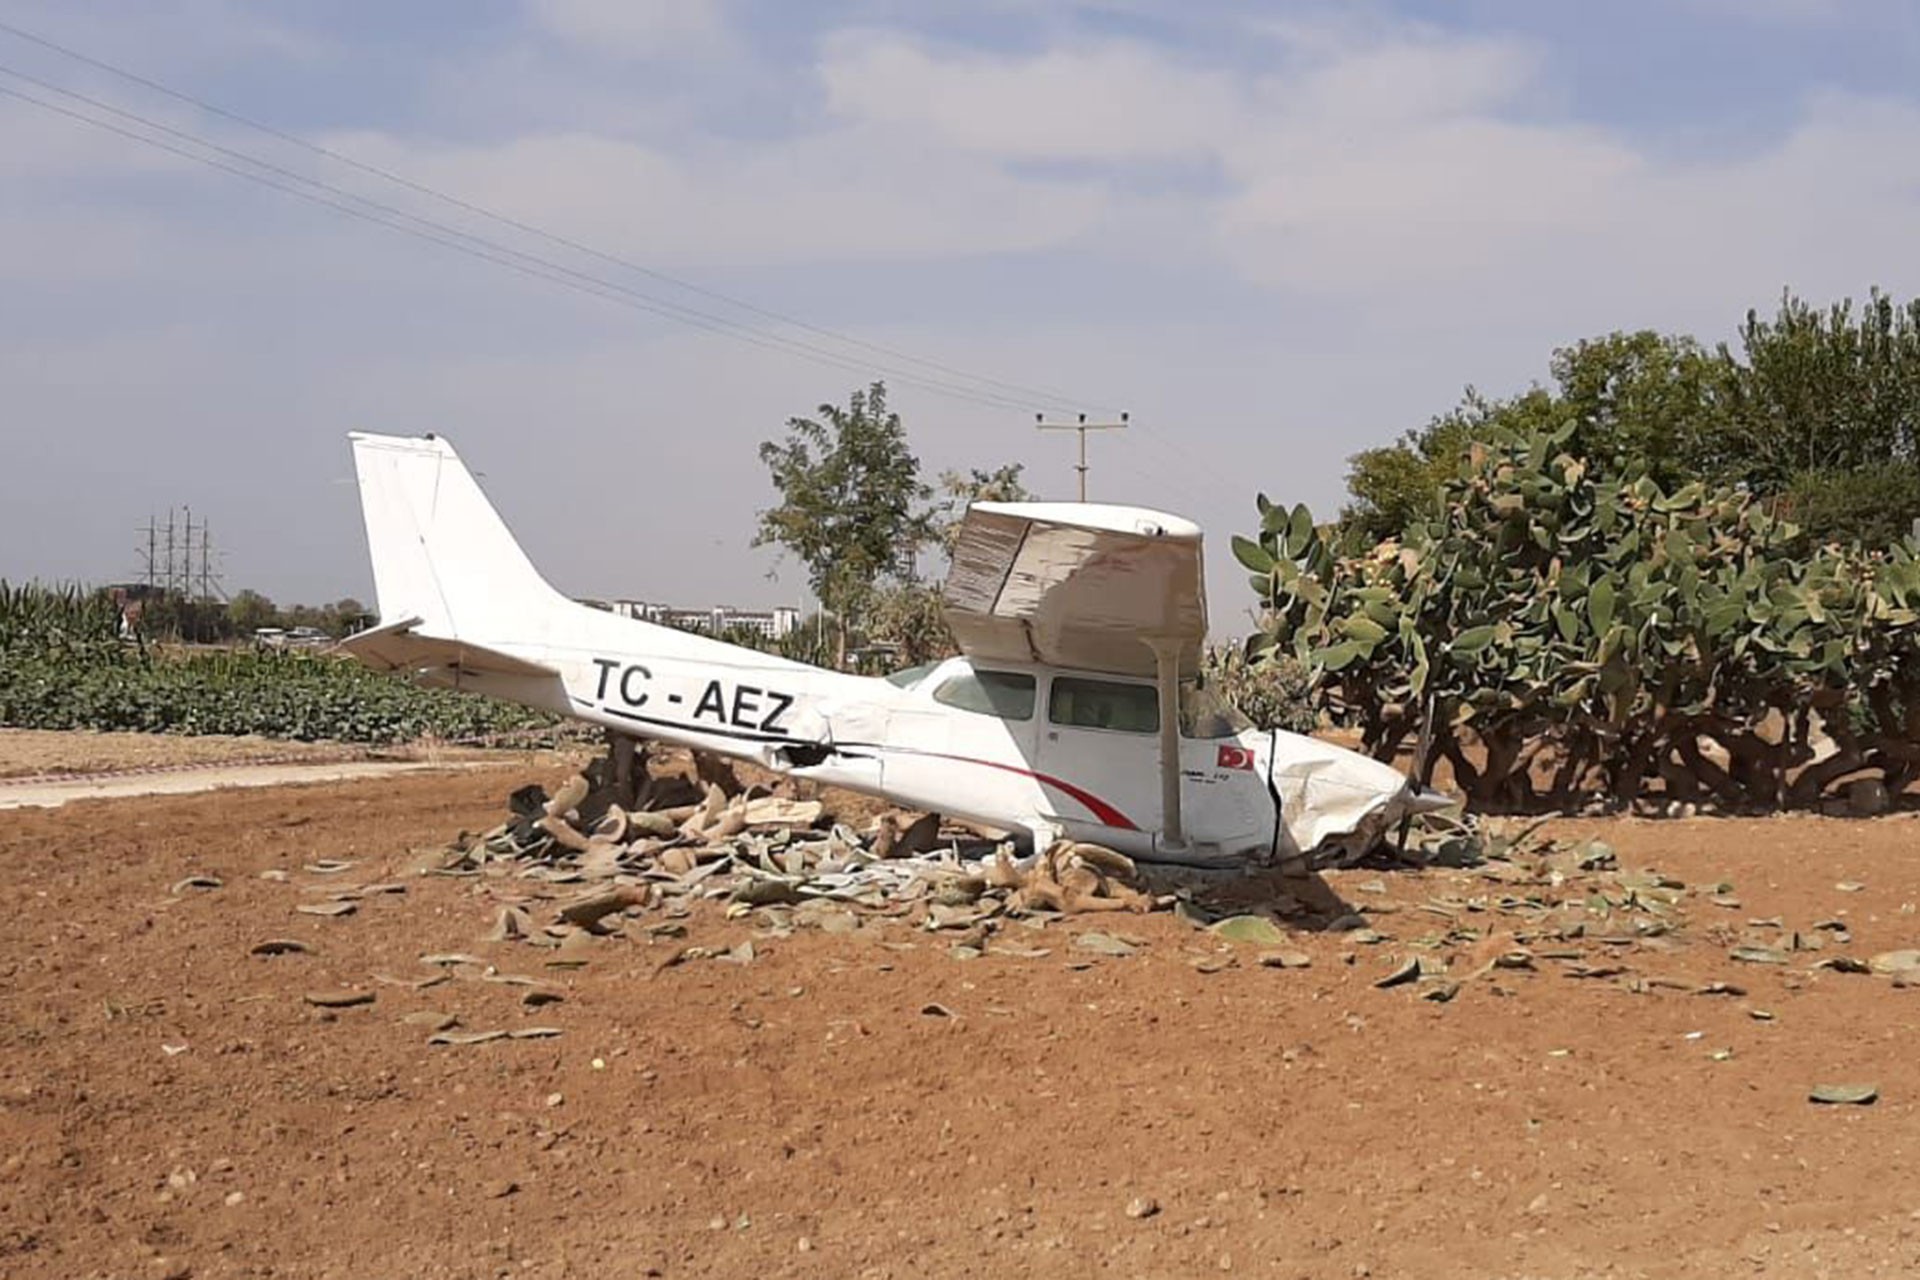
1146 635 1185 850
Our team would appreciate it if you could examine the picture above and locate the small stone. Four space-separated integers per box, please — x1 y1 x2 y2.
485 1179 519 1199
302 990 375 1008
1869 949 1920 975
1258 950 1312 970
545 1092 564 1108
1374 958 1421 989
797 1237 813 1253
1809 1083 1878 1105
224 1190 245 1207
1208 916 1286 946
1125 1196 1160 1220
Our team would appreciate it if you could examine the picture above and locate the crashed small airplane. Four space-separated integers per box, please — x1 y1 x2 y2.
341 433 1445 867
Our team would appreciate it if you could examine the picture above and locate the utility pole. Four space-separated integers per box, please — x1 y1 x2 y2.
1035 412 1128 502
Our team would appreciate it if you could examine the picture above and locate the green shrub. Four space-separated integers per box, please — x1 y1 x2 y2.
1238 423 1920 811
1200 645 1316 734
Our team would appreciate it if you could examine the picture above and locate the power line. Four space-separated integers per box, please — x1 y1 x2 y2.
0 23 1264 520
0 17 1109 417
0 72 1072 415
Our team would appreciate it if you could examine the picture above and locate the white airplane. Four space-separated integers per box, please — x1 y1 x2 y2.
341 433 1445 868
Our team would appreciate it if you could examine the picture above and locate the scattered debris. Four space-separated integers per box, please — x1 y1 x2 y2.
1209 915 1287 946
1869 949 1920 976
1375 957 1423 989
302 990 375 1008
1074 933 1139 957
431 762 1167 963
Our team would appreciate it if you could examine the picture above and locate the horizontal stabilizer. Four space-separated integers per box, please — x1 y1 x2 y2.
336 619 557 680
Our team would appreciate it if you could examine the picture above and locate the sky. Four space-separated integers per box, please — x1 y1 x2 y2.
4 0 1920 634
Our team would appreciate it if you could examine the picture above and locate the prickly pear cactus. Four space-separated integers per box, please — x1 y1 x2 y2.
1239 422 1920 811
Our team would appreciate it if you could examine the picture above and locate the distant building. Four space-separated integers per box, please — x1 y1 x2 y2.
598 600 802 641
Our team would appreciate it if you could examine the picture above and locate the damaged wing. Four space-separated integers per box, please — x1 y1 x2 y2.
943 501 1206 679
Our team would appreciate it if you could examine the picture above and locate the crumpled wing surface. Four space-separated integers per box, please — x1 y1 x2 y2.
336 617 557 680
942 501 1207 678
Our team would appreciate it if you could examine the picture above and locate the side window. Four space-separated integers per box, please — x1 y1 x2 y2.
932 669 1036 721
1048 677 1160 734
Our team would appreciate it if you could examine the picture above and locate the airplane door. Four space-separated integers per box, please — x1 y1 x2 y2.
1034 674 1163 844
1178 733 1273 853
889 665 1045 828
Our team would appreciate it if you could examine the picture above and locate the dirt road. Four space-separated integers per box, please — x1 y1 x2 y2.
0 760 483 810
3 770 1918 1279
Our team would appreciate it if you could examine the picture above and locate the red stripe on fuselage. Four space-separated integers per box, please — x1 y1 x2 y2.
906 750 1138 831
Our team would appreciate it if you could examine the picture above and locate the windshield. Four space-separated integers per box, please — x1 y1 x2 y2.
1180 679 1254 739
884 662 939 689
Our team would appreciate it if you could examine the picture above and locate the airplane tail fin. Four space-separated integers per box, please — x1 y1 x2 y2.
348 432 569 641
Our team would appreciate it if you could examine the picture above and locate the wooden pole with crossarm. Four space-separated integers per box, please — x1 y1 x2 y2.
1036 412 1129 502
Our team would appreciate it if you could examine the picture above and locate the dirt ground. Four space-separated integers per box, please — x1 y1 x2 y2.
0 729 559 780
4 765 1920 1280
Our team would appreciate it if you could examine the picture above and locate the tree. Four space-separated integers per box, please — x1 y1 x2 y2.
755 382 935 667
1341 390 1513 546
1781 462 1920 550
934 463 1032 552
1549 331 1730 488
226 589 278 635
1719 288 1920 491
1341 295 1920 549
322 598 370 637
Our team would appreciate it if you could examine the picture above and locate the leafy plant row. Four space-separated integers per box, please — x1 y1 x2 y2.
0 646 557 744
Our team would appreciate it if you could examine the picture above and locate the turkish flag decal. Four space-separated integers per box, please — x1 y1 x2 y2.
1216 744 1255 771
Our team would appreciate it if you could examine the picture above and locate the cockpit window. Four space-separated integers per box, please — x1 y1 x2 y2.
932 669 1036 720
884 662 938 689
1048 677 1160 734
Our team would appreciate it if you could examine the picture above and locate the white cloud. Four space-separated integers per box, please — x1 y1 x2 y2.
6 4 1920 618
311 123 1106 268
818 32 1245 161
526 0 728 56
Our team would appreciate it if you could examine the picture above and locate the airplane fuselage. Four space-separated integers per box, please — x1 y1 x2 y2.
423 610 1285 864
